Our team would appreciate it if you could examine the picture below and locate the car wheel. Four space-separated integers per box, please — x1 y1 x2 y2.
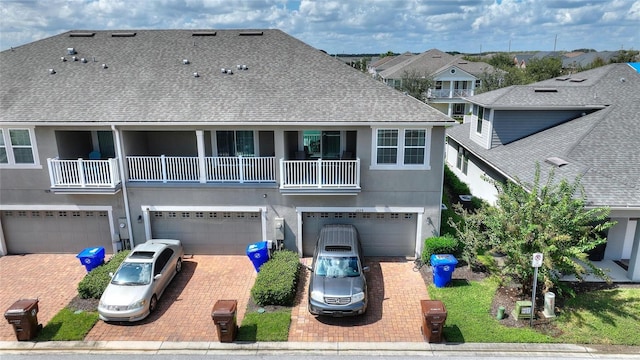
176 258 182 273
149 295 158 313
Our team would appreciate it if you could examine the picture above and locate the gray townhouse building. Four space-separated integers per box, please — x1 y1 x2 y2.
0 29 456 258
446 63 640 281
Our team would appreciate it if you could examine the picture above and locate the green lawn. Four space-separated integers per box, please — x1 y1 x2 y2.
429 279 640 345
237 308 292 341
35 308 99 341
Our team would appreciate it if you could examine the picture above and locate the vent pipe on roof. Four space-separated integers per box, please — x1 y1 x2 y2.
236 64 248 70
60 57 66 62
81 58 87 63
67 48 76 55
183 59 190 65
102 64 108 69
72 56 78 61
193 72 199 77
48 68 56 75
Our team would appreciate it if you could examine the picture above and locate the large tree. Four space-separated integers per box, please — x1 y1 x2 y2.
450 165 615 296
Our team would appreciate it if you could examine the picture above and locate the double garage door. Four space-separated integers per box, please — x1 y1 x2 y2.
150 211 262 255
1 210 113 254
302 212 417 257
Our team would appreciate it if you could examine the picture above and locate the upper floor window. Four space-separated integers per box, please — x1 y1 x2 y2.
476 116 483 134
0 128 39 167
372 128 430 169
216 130 254 157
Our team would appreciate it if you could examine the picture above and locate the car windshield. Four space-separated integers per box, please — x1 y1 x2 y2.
112 262 152 285
315 256 360 278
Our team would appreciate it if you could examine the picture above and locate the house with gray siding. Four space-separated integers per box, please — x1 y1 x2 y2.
446 63 640 281
0 29 455 258
378 49 500 119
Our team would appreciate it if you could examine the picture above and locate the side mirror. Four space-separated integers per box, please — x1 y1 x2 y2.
154 274 162 281
108 272 114 278
362 266 370 273
303 263 313 272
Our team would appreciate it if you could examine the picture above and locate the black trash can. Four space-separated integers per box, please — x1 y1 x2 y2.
211 299 238 343
4 299 40 341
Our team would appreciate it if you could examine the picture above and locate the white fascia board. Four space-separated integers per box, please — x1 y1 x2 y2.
2 121 456 127
0 204 112 211
296 206 425 214
141 205 267 212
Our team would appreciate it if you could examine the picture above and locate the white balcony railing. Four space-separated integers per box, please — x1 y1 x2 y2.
126 155 276 183
280 158 360 189
428 88 474 98
48 158 121 188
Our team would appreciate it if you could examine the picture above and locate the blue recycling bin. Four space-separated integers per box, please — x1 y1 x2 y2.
246 241 270 272
76 247 105 272
430 254 458 288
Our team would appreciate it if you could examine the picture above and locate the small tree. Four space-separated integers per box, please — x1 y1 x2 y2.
451 164 615 296
400 69 433 101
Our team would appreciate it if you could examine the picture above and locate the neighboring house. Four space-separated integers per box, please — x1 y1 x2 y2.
378 49 499 119
368 52 415 78
0 29 456 258
446 63 640 281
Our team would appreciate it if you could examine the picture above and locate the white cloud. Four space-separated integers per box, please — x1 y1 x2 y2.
0 0 637 53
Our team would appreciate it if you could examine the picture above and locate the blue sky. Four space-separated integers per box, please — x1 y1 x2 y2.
1 0 638 54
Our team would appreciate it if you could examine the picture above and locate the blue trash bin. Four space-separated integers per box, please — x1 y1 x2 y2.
430 254 458 288
76 247 105 272
246 241 270 272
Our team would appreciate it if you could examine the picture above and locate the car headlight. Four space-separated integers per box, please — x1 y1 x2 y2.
126 299 146 310
310 290 325 302
351 292 365 303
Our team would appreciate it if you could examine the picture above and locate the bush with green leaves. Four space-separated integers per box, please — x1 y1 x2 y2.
421 235 460 265
251 250 300 306
444 164 471 198
77 250 130 299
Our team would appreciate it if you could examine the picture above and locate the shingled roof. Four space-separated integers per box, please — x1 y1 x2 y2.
448 63 640 207
0 29 454 126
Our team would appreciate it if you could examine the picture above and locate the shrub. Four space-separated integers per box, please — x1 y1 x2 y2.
77 250 130 299
421 235 459 265
444 164 471 197
251 250 300 306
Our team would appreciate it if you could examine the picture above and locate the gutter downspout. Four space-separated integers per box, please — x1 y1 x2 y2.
112 125 134 246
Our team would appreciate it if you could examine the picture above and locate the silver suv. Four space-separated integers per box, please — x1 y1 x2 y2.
307 224 369 316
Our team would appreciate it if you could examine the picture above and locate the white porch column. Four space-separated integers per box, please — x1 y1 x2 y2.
196 130 206 183
628 219 640 281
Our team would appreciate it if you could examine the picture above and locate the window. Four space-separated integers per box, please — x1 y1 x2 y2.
456 146 469 175
373 128 430 169
0 128 38 166
475 79 481 89
216 130 254 156
435 81 443 90
476 116 483 134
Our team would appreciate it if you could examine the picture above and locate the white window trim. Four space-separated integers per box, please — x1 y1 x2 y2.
370 127 431 170
0 127 41 169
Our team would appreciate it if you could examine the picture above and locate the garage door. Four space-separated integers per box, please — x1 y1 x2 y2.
302 212 417 257
1 210 112 254
150 211 262 255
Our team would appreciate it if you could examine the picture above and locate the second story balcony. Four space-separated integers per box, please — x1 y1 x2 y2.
280 158 361 194
48 158 121 194
126 155 276 184
428 88 474 99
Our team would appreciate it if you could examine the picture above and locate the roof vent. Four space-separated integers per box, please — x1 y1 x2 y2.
236 64 248 70
80 58 87 63
620 77 626 82
555 77 570 81
192 31 217 36
545 157 569 167
193 72 199 78
67 47 76 55
102 63 108 69
239 31 263 36
183 59 190 65
221 68 233 74
72 56 78 61
111 32 136 37
569 78 586 82
69 32 95 37
48 68 56 75
60 56 67 62
534 88 558 93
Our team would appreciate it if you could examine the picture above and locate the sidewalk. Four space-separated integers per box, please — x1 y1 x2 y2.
1 341 639 356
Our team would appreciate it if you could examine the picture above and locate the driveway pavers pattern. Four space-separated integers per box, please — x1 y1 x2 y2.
0 254 87 341
289 257 429 342
85 255 255 342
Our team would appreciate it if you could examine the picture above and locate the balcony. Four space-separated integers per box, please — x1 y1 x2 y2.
280 158 361 194
428 88 474 99
48 158 121 194
126 155 276 184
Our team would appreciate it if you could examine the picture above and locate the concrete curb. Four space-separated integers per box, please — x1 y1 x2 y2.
2 341 638 355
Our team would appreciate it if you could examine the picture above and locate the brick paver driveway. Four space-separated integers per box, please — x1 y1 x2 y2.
0 254 87 341
289 257 429 342
86 255 255 342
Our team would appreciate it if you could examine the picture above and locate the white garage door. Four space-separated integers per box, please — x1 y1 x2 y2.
1 210 112 254
302 212 417 257
150 211 262 255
